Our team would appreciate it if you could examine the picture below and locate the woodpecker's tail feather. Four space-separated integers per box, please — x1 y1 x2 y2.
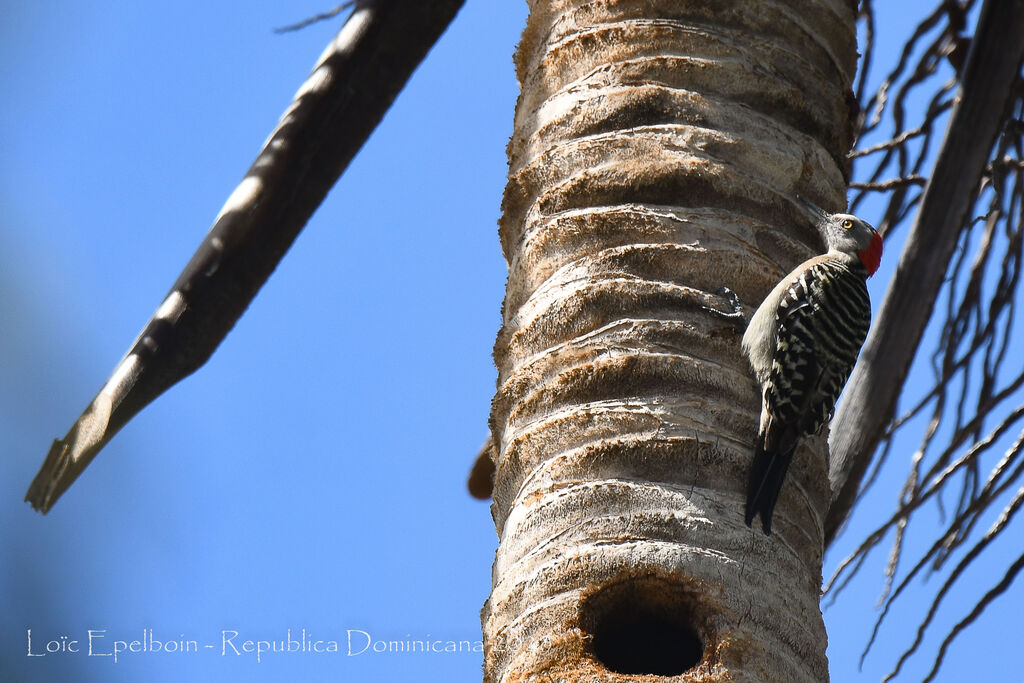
744 444 794 535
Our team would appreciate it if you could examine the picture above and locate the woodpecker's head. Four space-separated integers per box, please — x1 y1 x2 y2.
798 196 883 276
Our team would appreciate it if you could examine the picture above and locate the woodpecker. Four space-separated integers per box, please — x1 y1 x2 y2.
742 197 882 534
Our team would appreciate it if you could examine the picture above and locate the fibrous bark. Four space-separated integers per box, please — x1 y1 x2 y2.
483 1 858 681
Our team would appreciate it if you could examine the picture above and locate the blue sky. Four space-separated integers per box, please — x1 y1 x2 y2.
1 2 1018 681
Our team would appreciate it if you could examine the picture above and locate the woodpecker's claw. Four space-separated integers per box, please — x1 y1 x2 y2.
720 286 744 317
702 286 746 325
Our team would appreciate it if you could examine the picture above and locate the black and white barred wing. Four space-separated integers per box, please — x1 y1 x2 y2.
766 261 872 440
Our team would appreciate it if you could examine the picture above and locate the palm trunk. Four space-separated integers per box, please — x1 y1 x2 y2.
482 2 858 681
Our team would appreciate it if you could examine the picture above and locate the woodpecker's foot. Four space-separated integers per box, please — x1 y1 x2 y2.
702 286 746 326
720 286 744 317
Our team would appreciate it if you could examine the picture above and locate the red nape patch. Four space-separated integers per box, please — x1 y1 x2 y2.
859 230 883 276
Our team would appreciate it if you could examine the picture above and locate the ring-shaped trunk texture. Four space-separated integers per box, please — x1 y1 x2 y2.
482 1 858 682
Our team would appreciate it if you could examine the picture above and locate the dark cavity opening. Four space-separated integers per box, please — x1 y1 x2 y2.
581 575 706 677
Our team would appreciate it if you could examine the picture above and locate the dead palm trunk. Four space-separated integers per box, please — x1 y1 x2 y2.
482 2 858 681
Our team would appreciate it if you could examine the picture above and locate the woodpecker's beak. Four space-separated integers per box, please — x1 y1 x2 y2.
797 195 829 221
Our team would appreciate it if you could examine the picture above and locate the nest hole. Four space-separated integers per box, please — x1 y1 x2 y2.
580 575 707 677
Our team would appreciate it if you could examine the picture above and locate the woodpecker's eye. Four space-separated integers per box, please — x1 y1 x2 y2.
841 219 853 230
